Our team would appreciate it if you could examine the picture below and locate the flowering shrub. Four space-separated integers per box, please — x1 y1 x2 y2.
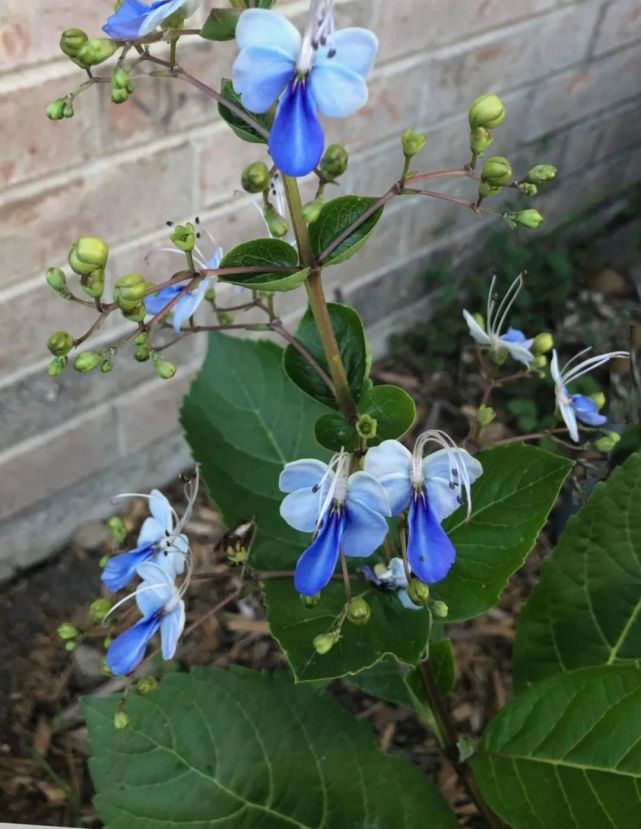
46 2 637 827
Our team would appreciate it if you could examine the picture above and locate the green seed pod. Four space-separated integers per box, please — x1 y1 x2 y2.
114 272 146 308
263 204 289 238
532 332 554 355
300 593 321 609
170 223 195 252
590 391 606 411
346 596 371 626
302 196 324 224
432 600 449 619
509 209 544 229
481 155 513 187
470 125 493 156
60 28 89 59
106 515 128 543
89 598 113 624
47 330 74 357
476 405 496 427
80 269 105 299
356 413 377 440
401 128 426 159
594 431 620 452
74 351 103 373
45 267 70 297
526 164 557 184
113 711 129 730
313 631 340 655
136 677 158 695
407 579 430 607
48 357 67 377
154 358 177 380
57 622 79 641
468 93 505 130
76 38 119 67
241 161 270 193
45 98 67 121
320 143 349 179
69 236 109 275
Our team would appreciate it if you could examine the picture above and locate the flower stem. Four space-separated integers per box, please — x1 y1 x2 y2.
281 174 358 422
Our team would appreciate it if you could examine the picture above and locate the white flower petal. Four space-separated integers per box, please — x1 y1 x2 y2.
280 487 321 533
148 489 174 531
279 459 328 493
160 601 185 660
365 440 412 479
463 310 490 346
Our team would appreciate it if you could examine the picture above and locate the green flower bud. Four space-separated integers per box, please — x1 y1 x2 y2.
60 28 88 59
532 354 547 372
594 431 620 452
65 640 77 652
300 593 321 609
99 554 109 569
470 125 493 156
263 204 289 238
170 223 195 252
518 182 538 197
302 196 324 224
89 598 112 624
122 303 147 322
526 164 557 184
481 155 513 187
45 98 67 121
111 87 129 105
407 579 430 607
356 413 377 440
74 351 103 373
154 358 177 380
432 600 449 619
509 209 544 229
101 356 114 373
478 181 502 199
134 345 151 362
313 631 340 655
106 515 128 543
217 311 235 325
346 596 371 626
69 236 109 275
47 330 74 357
114 711 129 730
476 405 496 427
532 332 554 355
112 67 133 91
490 348 508 367
103 635 113 648
57 622 79 641
241 161 270 193
134 333 147 346
113 272 146 308
590 391 606 411
205 286 216 303
76 38 118 67
80 269 105 299
45 267 71 298
401 128 426 159
99 658 112 677
63 100 75 119
136 677 158 695
320 143 349 179
469 93 505 130
48 357 67 377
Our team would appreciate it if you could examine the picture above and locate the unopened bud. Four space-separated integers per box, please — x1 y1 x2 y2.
526 164 557 184
45 267 70 297
217 311 235 326
509 209 544 229
134 345 151 362
47 330 74 357
594 431 620 452
113 272 146 309
111 87 129 104
58 622 79 641
69 236 109 275
63 100 74 119
407 579 430 607
48 357 67 377
60 28 88 58
263 204 289 238
154 358 177 380
135 677 158 695
65 641 77 652
112 67 133 92
302 196 324 224
74 351 103 373
476 405 496 427
532 354 547 372
532 332 554 355
123 303 146 322
401 128 426 159
106 515 128 543
518 182 538 197
45 98 67 121
590 391 606 411
478 181 502 199
313 631 340 655
80 269 105 299
469 93 505 130
101 355 114 372
241 161 270 193
113 711 129 730
170 223 195 252
346 596 371 626
470 126 493 156
481 155 512 187
432 600 449 619
300 593 321 609
320 144 348 179
76 38 118 67
356 413 377 440
89 598 112 624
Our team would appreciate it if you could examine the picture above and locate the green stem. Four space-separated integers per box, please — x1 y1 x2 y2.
281 175 358 422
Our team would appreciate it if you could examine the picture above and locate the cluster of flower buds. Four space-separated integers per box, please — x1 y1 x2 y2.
468 93 505 166
303 144 349 224
60 27 118 68
111 67 135 105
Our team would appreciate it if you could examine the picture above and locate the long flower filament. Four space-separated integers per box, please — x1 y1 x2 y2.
560 350 628 386
298 0 336 73
315 449 349 529
486 273 523 340
411 429 473 520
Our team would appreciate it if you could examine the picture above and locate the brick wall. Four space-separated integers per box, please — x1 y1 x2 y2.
1 0 640 580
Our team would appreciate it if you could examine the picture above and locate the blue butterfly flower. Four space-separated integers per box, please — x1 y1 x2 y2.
551 348 628 442
233 1 378 176
365 432 483 585
103 0 201 40
105 562 186 675
279 452 390 596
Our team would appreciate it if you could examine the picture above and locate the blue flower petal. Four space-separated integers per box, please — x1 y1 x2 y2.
423 448 483 523
233 46 295 114
572 394 607 427
236 9 301 60
320 28 379 76
160 601 185 659
103 0 151 39
341 499 388 557
280 486 322 533
309 62 368 118
347 471 391 517
137 516 166 547
101 544 154 592
144 284 182 316
138 0 187 37
148 489 174 531
269 81 325 177
294 510 345 596
500 327 527 344
398 589 422 611
106 614 161 675
171 279 210 333
135 562 175 617
279 459 328 492
407 491 456 584
364 440 412 514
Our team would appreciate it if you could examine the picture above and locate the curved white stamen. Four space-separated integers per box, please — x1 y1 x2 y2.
316 449 349 526
101 582 176 624
491 274 524 339
486 273 497 335
298 0 336 73
561 351 628 386
411 430 473 520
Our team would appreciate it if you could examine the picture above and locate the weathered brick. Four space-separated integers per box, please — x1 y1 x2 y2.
593 0 641 56
562 98 641 175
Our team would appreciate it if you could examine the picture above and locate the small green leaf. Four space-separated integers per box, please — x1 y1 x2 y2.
217 78 270 144
264 579 430 682
514 453 641 691
218 238 308 292
199 8 240 41
315 412 358 452
472 665 641 829
284 303 371 409
310 196 384 265
85 668 459 829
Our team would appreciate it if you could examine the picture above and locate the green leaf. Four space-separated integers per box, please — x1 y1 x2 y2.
263 579 430 682
284 303 370 409
200 8 240 41
218 239 308 292
428 639 455 695
309 196 384 265
513 453 641 691
86 668 458 829
217 78 270 144
347 657 415 707
315 412 358 452
180 333 330 571
433 444 572 621
472 665 641 829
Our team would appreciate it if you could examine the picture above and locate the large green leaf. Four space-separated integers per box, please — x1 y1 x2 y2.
263 579 430 682
85 668 458 829
218 239 308 292
180 333 329 570
513 453 641 691
432 444 572 621
472 664 641 829
217 78 270 144
284 303 370 409
310 196 384 265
